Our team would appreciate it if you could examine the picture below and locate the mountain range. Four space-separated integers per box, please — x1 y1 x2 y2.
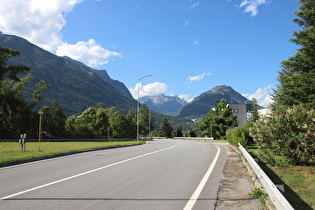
0 34 135 116
1 34 254 126
178 85 251 119
139 94 188 116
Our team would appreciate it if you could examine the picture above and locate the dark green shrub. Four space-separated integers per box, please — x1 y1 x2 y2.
226 125 252 147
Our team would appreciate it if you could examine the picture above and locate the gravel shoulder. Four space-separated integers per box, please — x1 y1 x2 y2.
215 145 262 210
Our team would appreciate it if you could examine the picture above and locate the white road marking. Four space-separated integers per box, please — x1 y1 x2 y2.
1 145 175 200
183 145 221 210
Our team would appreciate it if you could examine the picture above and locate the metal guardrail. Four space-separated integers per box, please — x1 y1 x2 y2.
174 137 214 141
238 143 294 210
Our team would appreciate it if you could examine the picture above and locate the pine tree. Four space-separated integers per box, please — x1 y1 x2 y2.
249 98 259 123
273 0 315 107
160 116 173 138
201 99 237 139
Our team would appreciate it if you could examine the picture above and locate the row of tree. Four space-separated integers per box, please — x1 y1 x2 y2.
0 46 176 139
0 43 252 141
44 101 177 139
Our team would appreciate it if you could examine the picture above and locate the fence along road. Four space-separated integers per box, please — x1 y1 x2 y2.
0 139 227 210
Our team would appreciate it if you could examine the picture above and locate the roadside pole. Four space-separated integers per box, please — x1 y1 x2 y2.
38 109 43 152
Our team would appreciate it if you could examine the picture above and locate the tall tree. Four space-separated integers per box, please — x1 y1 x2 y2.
139 104 150 136
112 114 134 138
273 0 315 107
249 98 259 123
0 47 29 138
42 100 66 138
0 47 49 138
126 108 137 138
174 125 183 137
160 116 173 138
102 105 119 126
201 99 237 139
65 106 109 138
0 47 29 81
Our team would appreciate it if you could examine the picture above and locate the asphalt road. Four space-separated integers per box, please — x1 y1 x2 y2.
0 139 228 210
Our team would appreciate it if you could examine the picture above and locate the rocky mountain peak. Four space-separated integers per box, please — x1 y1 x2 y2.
178 85 249 118
139 94 188 116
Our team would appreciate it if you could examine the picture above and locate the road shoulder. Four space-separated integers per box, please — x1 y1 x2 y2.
215 145 261 210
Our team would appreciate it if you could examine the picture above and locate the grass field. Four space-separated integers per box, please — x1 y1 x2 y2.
270 165 315 209
0 141 145 166
247 144 315 210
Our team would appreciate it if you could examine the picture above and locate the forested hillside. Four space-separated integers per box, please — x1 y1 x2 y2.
0 34 135 116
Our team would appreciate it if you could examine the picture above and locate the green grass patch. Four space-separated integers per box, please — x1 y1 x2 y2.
270 165 315 210
249 188 267 209
246 143 315 209
0 141 144 165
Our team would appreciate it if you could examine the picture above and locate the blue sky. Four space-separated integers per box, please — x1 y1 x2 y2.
0 0 300 106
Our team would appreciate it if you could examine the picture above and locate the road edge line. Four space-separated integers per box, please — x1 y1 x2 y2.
183 145 221 210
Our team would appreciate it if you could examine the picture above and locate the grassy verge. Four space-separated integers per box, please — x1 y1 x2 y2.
270 165 315 209
0 141 145 166
247 144 315 209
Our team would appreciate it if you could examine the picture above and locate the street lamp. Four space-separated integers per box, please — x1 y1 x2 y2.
137 75 152 141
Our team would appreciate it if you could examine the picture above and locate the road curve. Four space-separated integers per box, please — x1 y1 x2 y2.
0 139 228 210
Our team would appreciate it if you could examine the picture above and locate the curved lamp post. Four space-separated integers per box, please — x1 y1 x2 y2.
137 75 152 141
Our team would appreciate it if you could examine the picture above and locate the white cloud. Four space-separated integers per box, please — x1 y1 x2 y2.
179 94 193 103
56 39 122 68
129 82 168 99
239 0 267 16
0 0 83 51
188 2 199 11
244 84 274 107
0 0 120 67
187 72 212 83
193 40 199 45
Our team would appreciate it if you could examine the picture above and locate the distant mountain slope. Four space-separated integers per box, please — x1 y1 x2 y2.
139 94 188 116
93 70 133 99
178 85 250 118
0 34 135 116
62 56 133 99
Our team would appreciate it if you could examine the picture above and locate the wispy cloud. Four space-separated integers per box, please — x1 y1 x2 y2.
187 2 199 11
243 84 274 107
187 72 212 83
193 40 199 45
239 0 267 16
185 21 190 27
129 82 168 99
179 94 193 103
